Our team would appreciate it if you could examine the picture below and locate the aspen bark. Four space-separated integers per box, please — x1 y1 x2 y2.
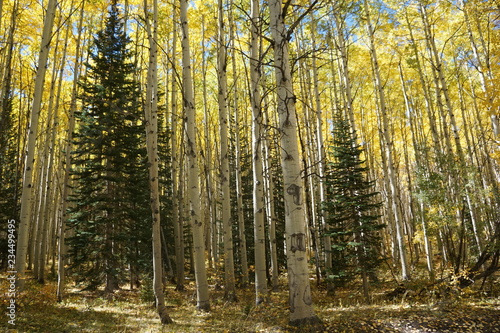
363 0 409 280
310 13 331 287
57 0 85 301
460 0 498 136
419 0 481 262
330 6 356 132
37 24 66 283
399 62 435 281
269 0 322 326
217 0 236 300
230 0 249 287
250 0 267 305
404 9 442 155
180 0 210 311
262 100 279 291
15 0 57 290
170 6 185 291
144 0 173 323
200 16 215 269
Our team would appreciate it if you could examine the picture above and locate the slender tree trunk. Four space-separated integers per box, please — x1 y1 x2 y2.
200 16 215 271
15 0 57 290
404 9 442 156
363 0 409 280
460 0 498 136
331 6 356 132
310 14 331 290
38 13 70 283
250 0 267 305
144 0 173 323
399 61 435 281
180 0 210 311
170 6 185 292
418 0 475 266
230 2 249 287
217 0 236 300
36 36 61 284
262 102 279 291
57 0 85 301
269 0 323 327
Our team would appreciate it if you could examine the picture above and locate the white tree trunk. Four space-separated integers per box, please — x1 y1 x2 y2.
57 0 85 301
170 6 184 291
144 0 173 323
230 0 249 287
15 0 57 290
363 0 409 280
217 0 236 300
269 0 322 327
262 101 279 291
250 0 268 305
310 15 330 286
180 0 210 311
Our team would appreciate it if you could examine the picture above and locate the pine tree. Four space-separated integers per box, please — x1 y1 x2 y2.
67 2 150 292
0 93 21 270
323 113 384 301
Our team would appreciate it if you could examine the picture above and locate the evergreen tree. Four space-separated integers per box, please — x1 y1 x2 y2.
67 2 150 292
323 113 384 296
0 94 21 270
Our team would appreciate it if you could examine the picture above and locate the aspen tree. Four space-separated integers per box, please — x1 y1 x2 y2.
310 12 331 285
250 0 267 305
37 19 69 283
199 16 213 269
330 4 356 132
294 31 321 282
170 6 185 292
33 37 59 281
262 100 279 291
454 56 484 255
269 0 323 327
297 27 331 285
144 0 173 323
180 0 210 311
57 0 85 301
399 61 435 281
466 71 500 236
418 0 483 263
230 0 249 287
418 1 463 160
404 9 442 155
15 0 57 289
362 0 409 280
460 0 498 136
293 38 320 279
297 106 322 285
217 0 236 300
30 147 43 272
45 25 69 281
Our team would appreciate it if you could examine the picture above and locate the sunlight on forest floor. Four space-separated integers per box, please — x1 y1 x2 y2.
1 272 499 332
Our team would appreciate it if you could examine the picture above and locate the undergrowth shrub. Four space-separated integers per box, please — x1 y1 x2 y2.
140 276 155 304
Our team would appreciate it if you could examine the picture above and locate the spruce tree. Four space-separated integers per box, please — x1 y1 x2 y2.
0 93 21 270
323 113 384 298
67 2 150 292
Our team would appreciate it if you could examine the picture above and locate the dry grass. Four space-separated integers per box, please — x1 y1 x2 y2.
1 272 499 332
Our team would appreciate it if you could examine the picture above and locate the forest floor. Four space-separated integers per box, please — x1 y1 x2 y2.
2 271 500 332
